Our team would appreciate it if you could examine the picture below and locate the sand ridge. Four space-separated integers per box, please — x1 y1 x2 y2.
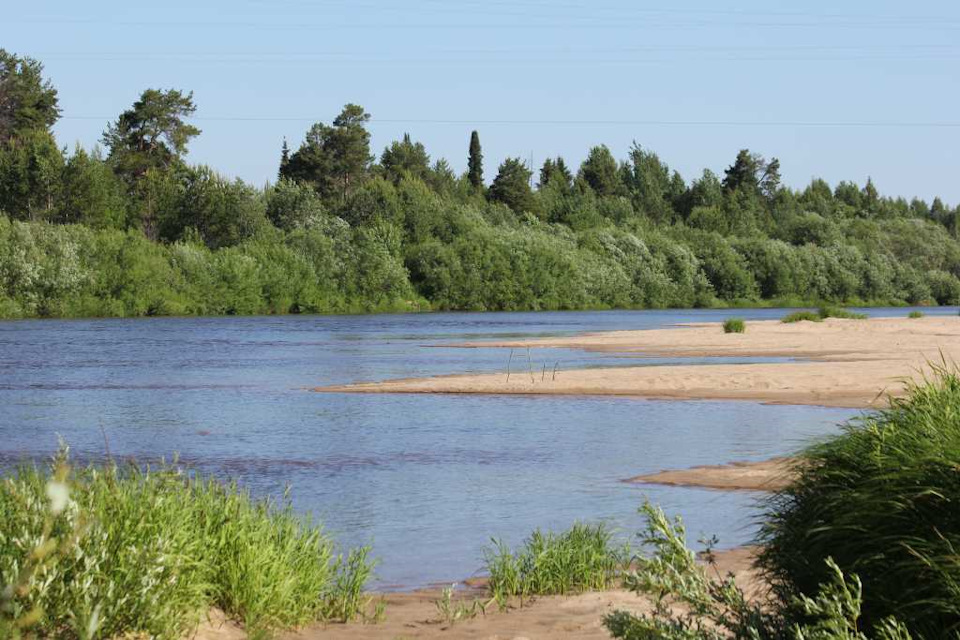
314 317 960 408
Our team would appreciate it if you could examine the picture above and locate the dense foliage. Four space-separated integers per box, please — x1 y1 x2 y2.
2 49 960 319
759 366 960 638
0 451 374 638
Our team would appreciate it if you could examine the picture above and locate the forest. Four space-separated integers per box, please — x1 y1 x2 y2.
2 48 959 319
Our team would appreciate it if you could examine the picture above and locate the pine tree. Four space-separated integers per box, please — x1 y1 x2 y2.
468 130 483 190
278 138 290 179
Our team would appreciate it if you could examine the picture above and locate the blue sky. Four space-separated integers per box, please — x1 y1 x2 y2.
4 0 960 202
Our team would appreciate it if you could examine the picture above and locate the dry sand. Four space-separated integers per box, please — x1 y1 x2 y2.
315 317 960 408
194 549 758 640
626 458 797 492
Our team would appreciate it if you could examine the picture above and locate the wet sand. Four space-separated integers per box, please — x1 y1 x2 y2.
196 549 758 640
626 458 797 492
315 317 960 408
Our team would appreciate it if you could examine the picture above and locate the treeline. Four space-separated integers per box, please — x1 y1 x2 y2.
1 49 959 319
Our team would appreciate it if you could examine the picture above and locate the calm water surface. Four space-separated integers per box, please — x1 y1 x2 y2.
0 307 949 587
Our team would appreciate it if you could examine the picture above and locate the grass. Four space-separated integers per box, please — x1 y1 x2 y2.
781 306 868 323
604 502 911 640
781 310 823 323
758 364 960 637
908 310 925 319
483 523 630 609
0 450 375 639
723 318 745 334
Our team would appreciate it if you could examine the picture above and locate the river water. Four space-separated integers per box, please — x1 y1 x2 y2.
0 307 949 587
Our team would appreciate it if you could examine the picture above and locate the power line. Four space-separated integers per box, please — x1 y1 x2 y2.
58 116 960 128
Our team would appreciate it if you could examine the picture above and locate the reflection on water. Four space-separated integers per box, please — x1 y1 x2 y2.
0 307 945 587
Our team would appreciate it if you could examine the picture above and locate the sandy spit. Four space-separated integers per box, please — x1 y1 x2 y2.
626 458 798 492
315 317 960 408
194 549 758 640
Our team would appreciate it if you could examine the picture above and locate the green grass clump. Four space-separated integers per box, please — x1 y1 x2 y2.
484 523 630 609
758 365 960 637
908 310 925 319
818 305 868 320
0 450 374 639
781 310 823 323
723 318 745 334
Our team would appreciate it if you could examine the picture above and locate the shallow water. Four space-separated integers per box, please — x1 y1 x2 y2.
0 307 949 587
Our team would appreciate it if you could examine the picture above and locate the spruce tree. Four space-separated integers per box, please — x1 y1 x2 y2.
468 130 483 190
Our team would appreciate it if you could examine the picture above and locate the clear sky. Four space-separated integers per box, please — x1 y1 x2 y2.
4 1 960 202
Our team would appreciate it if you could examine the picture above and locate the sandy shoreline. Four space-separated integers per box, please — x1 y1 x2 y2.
315 317 960 408
197 548 758 639
626 458 798 492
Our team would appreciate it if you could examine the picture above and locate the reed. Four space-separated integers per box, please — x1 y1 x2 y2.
484 523 630 609
0 450 375 639
758 363 960 637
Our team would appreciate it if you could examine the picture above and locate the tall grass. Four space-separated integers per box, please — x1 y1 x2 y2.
782 310 823 323
758 364 960 637
0 450 374 639
723 318 746 334
484 523 630 608
818 305 867 320
908 310 925 319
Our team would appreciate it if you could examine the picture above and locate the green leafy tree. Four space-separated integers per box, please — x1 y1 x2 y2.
380 133 430 184
578 145 622 197
0 49 60 142
0 128 63 220
281 104 372 203
488 157 537 214
623 142 681 223
56 145 127 228
467 130 483 190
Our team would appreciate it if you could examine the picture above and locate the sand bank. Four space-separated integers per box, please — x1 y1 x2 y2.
196 549 757 639
626 458 797 492
316 317 960 407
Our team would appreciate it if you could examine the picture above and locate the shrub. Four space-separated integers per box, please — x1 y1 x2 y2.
818 305 867 320
484 523 630 609
782 310 823 323
723 318 745 333
604 502 911 640
758 365 960 637
908 310 924 319
0 450 374 638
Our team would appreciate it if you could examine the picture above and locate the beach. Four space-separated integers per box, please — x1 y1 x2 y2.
316 316 960 408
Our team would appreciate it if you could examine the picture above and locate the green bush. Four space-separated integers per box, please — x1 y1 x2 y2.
782 310 823 323
605 502 912 640
0 450 374 638
758 366 960 637
484 523 630 609
908 310 925 319
723 317 745 333
818 305 868 320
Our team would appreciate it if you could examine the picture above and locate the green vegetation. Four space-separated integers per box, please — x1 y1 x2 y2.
483 523 630 609
2 49 960 318
908 310 925 318
758 365 960 638
818 305 868 320
0 450 374 639
604 502 912 639
723 317 746 333
782 310 824 323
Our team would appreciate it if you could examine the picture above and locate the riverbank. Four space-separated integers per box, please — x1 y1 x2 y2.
196 548 759 639
315 316 960 408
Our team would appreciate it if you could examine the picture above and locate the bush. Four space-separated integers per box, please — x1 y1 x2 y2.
908 310 925 319
782 310 823 323
758 366 960 637
604 502 911 640
484 523 630 609
0 450 374 638
818 305 867 320
723 318 745 333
